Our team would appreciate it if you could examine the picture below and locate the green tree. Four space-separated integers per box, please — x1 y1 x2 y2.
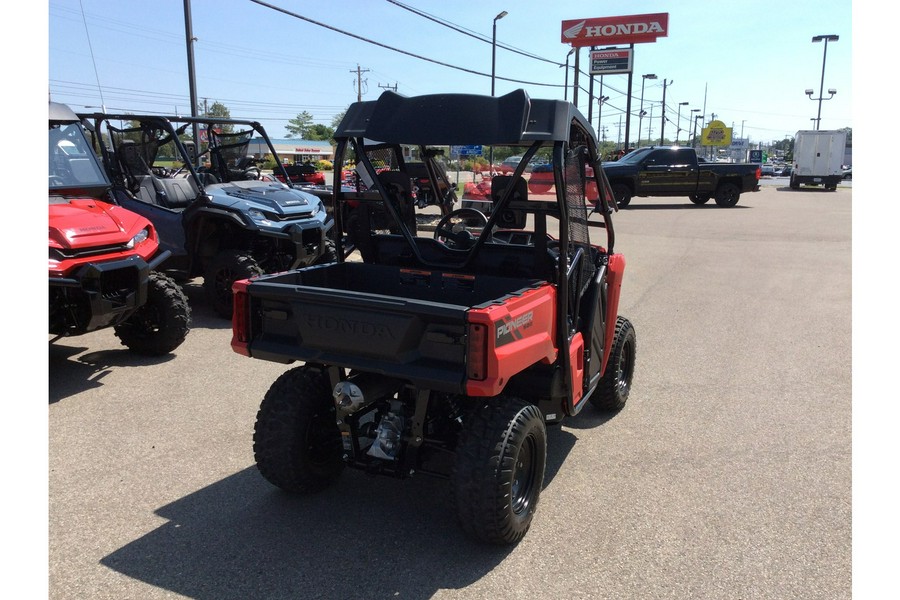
285 111 314 139
331 109 347 129
306 124 335 141
200 100 233 133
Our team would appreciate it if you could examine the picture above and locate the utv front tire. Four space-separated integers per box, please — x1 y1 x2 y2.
253 365 344 493
204 250 263 319
114 271 191 355
590 316 636 412
452 396 547 545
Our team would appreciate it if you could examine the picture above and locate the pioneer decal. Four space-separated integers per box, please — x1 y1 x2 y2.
496 311 535 347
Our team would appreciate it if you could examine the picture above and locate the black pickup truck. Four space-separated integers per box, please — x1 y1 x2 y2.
602 146 760 207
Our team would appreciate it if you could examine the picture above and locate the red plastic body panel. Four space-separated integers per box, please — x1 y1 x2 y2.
568 332 585 406
465 284 558 397
599 253 626 376
230 278 251 356
48 198 158 279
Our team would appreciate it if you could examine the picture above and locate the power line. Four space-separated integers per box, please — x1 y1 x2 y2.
248 0 561 88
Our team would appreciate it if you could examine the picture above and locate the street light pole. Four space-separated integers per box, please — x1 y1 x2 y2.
808 34 839 130
638 73 656 149
490 10 507 173
562 47 575 101
491 11 508 97
692 112 703 149
676 102 688 144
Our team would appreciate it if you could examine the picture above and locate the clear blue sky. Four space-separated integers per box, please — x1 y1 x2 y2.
46 0 854 147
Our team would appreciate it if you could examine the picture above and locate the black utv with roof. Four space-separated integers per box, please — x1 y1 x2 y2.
81 113 335 318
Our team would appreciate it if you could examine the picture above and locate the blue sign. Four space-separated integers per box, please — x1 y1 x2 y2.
451 145 483 156
748 149 762 163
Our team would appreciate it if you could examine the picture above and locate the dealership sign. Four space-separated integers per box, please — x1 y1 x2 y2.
561 13 669 47
590 48 633 75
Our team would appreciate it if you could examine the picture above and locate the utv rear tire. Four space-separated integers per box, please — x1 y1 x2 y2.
589 316 636 412
253 365 344 493
452 396 547 545
611 184 632 208
714 183 740 207
114 272 191 355
204 250 263 319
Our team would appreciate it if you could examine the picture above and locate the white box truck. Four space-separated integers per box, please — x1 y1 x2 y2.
790 130 847 191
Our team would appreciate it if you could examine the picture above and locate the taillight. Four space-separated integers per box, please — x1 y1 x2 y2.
230 282 250 356
466 323 487 381
755 167 761 180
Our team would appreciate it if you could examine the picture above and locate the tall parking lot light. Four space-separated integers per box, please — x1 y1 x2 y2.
692 112 703 149
808 34 839 130
491 11 508 97
675 102 688 144
562 47 575 101
489 10 507 173
638 74 657 148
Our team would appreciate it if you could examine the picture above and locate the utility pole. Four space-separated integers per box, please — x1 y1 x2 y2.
351 64 370 102
659 79 672 145
183 0 200 165
378 83 398 92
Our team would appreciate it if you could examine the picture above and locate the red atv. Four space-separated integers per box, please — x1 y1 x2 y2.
49 102 190 355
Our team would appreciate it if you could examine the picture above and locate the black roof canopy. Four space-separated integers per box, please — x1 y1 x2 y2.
334 90 596 147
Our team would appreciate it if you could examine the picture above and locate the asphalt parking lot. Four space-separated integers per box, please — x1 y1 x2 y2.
48 183 852 599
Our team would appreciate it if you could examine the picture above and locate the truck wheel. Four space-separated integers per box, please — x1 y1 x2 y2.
114 271 191 355
714 183 740 207
204 250 263 319
253 365 344 493
589 316 636 412
689 194 710 205
611 184 632 207
789 175 800 190
452 396 546 545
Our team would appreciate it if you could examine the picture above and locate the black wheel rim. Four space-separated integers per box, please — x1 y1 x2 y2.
616 338 635 395
304 410 340 468
511 435 537 515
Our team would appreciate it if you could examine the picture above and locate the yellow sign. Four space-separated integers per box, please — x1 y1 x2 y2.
700 120 732 146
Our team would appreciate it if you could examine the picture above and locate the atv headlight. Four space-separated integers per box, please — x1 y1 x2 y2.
248 208 273 225
126 227 151 249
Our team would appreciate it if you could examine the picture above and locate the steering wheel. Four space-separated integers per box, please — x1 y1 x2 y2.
434 208 489 249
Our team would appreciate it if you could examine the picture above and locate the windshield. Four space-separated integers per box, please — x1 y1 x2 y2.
614 147 654 165
49 122 108 191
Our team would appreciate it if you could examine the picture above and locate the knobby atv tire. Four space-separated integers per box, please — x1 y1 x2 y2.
714 183 740 207
253 365 344 493
589 316 636 412
452 396 547 545
314 239 338 265
204 250 263 319
611 184 632 208
114 271 191 355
